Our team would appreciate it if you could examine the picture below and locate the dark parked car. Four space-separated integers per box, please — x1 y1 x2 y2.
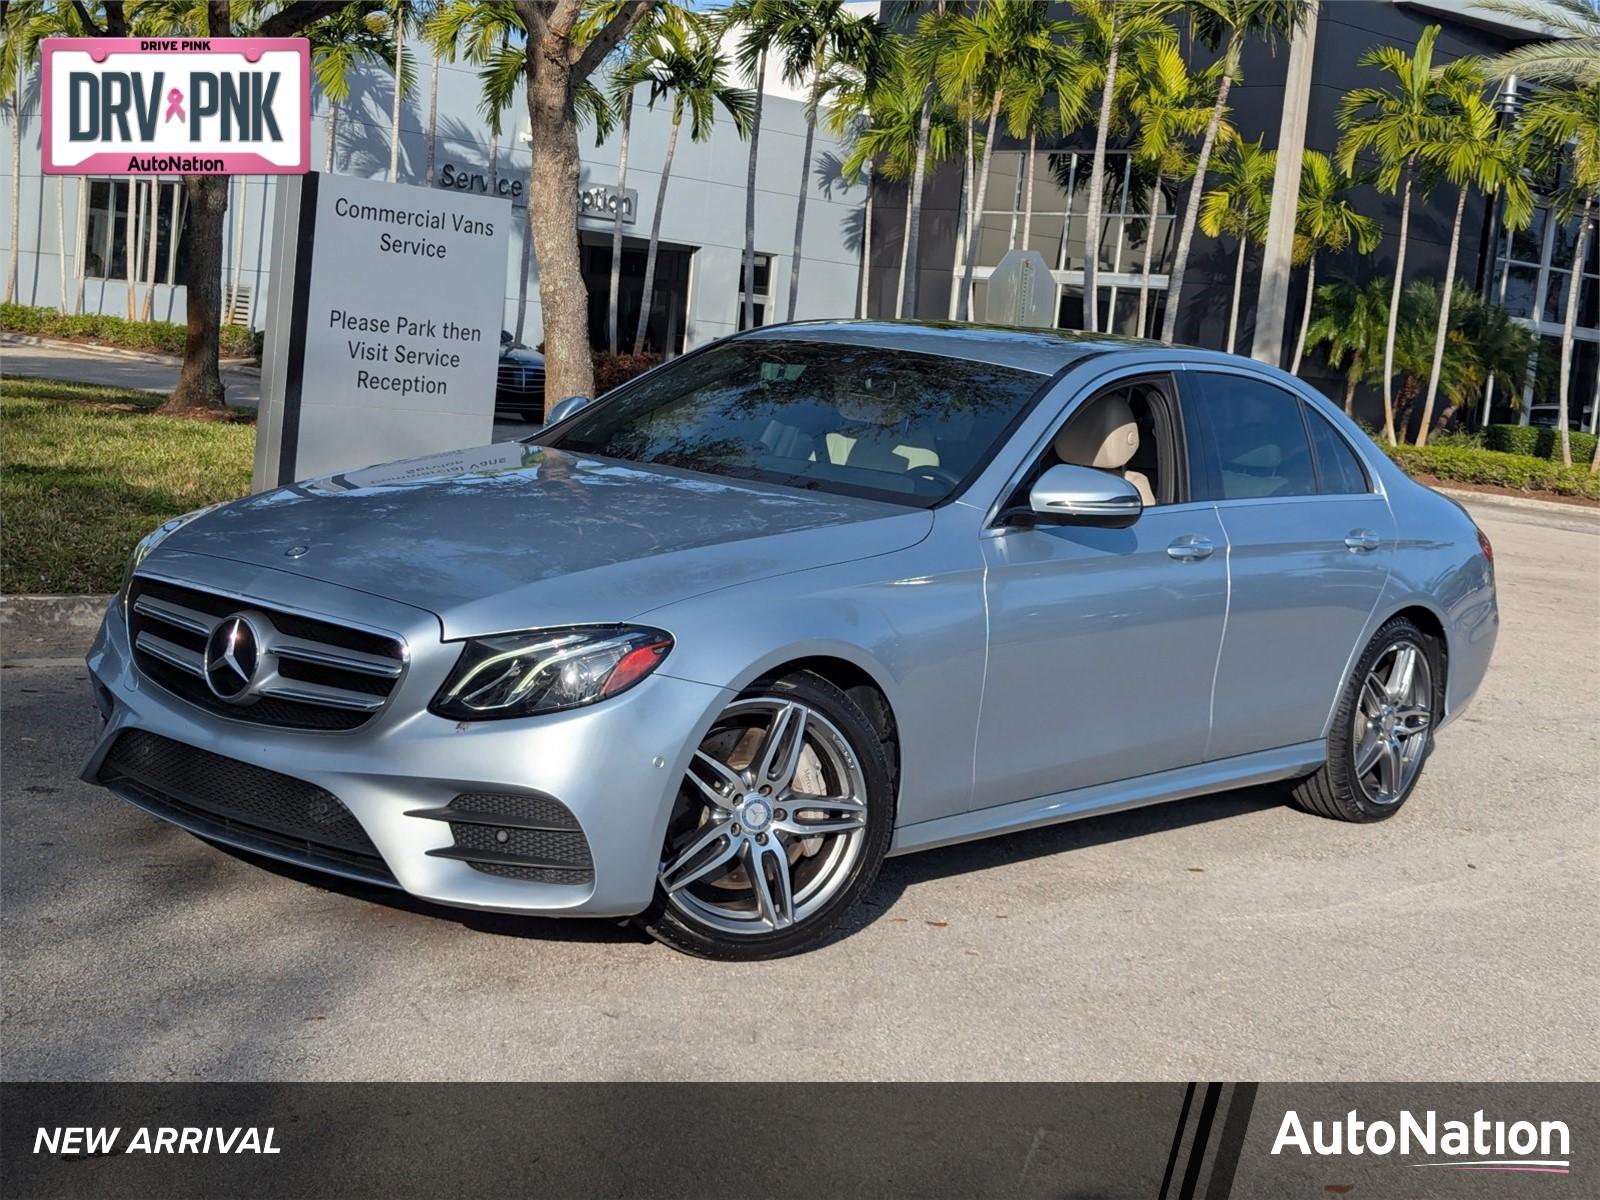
495 331 546 420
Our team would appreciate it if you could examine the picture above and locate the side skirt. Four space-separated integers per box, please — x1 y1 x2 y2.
887 741 1326 857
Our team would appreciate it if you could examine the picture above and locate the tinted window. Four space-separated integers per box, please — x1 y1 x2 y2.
538 340 1044 507
1189 373 1317 500
1303 405 1371 494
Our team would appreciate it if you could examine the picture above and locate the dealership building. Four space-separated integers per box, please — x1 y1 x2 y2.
1 0 1595 428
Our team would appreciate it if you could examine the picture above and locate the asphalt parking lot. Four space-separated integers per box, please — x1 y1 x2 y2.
2 493 1596 1082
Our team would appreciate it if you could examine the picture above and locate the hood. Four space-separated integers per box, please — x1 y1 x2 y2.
156 443 931 638
499 346 543 365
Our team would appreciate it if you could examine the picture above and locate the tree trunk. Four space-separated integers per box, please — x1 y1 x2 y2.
1136 174 1160 337
742 48 767 331
1083 33 1119 332
1555 196 1590 469
1021 130 1037 250
1226 229 1247 354
1161 68 1234 344
514 195 533 342
609 89 632 353
388 11 405 182
125 179 139 317
141 180 160 321
958 88 1004 322
857 159 873 319
1415 185 1469 447
424 55 440 185
949 108 974 319
524 34 595 410
56 176 69 314
325 104 338 172
160 174 229 414
1290 254 1315 375
488 125 499 189
6 70 19 304
786 58 825 323
1379 165 1414 446
73 176 89 314
634 110 680 354
900 71 935 319
1343 362 1359 415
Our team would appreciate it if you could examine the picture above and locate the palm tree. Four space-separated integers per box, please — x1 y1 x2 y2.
939 0 1075 322
629 18 754 354
1128 34 1219 338
1288 150 1380 374
386 1 414 182
1471 0 1600 85
1002 35 1088 256
900 0 956 318
2 0 49 305
724 0 792 331
1200 134 1275 354
1337 25 1477 445
1074 0 1177 332
773 1 874 323
1413 82 1533 445
1306 276 1390 414
1439 287 1537 432
1160 0 1309 346
310 5 395 174
822 25 901 318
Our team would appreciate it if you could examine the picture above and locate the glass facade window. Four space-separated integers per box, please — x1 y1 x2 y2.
738 253 773 331
84 180 190 286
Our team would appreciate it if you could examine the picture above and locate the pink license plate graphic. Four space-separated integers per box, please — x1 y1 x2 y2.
42 37 309 175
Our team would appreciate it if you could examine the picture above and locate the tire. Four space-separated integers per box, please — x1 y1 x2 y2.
1290 616 1442 822
638 671 894 960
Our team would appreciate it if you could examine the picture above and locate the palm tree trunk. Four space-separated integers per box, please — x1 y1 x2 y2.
388 10 404 182
950 106 974 319
514 199 533 343
1555 196 1590 469
900 70 935 319
958 88 1004 322
786 61 825 323
610 89 632 354
1226 230 1246 354
1161 68 1234 344
325 104 338 172
742 49 767 331
1021 130 1037 249
857 159 873 319
124 180 138 318
141 180 160 321
634 111 681 355
1136 174 1161 337
1083 34 1119 332
6 70 19 304
424 56 440 185
1290 254 1316 375
1344 362 1359 415
488 125 499 189
55 177 68 315
1415 185 1469 447
72 177 88 315
1379 165 1414 446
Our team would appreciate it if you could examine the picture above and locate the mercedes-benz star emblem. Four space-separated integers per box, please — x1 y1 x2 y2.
284 544 310 559
204 615 262 702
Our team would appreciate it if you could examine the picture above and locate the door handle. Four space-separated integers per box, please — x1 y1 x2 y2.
1344 529 1382 553
1167 535 1215 561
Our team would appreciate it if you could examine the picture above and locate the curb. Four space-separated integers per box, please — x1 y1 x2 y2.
1433 486 1600 522
1 332 259 371
1 594 111 663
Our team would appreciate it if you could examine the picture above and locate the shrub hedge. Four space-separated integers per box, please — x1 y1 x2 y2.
1384 443 1599 499
592 351 662 394
1 302 261 360
1483 422 1598 465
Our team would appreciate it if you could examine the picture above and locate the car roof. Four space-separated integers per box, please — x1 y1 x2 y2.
736 319 1148 376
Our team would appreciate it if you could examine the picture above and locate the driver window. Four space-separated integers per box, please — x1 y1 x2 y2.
1042 377 1181 507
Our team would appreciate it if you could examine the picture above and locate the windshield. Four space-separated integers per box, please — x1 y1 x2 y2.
534 339 1047 507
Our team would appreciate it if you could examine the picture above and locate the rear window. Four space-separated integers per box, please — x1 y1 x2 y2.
1303 405 1372 494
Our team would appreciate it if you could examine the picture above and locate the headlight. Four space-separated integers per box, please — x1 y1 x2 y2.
430 626 673 720
121 502 227 595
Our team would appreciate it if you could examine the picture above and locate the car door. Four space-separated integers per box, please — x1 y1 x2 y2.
1181 366 1396 761
971 372 1228 811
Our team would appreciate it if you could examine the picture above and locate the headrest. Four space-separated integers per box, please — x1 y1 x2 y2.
1054 394 1140 470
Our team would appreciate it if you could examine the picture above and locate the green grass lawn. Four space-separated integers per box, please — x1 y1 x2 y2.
1 378 255 594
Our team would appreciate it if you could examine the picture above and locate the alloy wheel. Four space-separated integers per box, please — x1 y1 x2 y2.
659 696 870 936
1351 639 1433 806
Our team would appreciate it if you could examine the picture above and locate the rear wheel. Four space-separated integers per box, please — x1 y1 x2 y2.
1291 616 1441 822
639 672 893 960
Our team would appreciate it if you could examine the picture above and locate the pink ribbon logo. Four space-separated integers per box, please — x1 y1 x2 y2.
164 88 185 123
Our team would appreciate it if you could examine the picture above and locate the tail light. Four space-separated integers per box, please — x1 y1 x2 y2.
1476 525 1493 571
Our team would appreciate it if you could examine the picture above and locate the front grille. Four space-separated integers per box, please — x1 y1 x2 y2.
496 362 545 396
126 577 405 732
99 730 393 882
405 791 593 885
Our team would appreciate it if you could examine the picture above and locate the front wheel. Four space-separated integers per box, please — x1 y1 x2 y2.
638 672 894 960
1290 616 1442 822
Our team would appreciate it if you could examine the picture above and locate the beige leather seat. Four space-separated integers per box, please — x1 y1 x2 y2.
1053 394 1156 505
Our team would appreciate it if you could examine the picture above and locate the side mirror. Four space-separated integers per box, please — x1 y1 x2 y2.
500 329 514 348
1021 463 1143 528
544 394 591 425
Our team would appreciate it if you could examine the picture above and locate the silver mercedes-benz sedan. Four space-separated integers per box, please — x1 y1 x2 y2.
84 321 1497 958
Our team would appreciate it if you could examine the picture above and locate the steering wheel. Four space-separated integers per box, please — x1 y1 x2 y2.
907 464 962 490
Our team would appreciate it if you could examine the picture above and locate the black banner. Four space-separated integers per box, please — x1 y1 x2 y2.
2 1083 1593 1198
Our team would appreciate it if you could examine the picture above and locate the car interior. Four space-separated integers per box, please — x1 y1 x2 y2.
1034 379 1178 507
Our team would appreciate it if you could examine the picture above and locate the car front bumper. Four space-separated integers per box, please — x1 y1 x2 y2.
82 591 731 918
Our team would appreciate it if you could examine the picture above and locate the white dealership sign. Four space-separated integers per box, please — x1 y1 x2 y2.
254 172 511 490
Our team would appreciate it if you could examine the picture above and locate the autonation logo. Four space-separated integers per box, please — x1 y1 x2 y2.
1272 1108 1572 1174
